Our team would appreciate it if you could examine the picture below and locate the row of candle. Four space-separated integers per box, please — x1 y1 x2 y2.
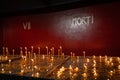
0 56 120 80
56 65 99 79
2 46 63 57
1 46 120 79
18 46 64 77
56 66 119 79
55 51 120 80
2 47 9 57
23 53 120 79
0 56 8 61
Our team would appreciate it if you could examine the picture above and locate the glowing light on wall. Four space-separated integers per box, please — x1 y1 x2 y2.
54 14 94 40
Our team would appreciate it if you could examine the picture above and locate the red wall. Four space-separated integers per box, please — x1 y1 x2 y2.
0 20 3 54
2 2 120 56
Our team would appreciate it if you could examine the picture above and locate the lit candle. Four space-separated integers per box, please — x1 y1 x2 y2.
50 48 52 56
93 60 96 64
83 51 86 59
9 71 12 74
60 46 62 53
38 47 40 56
48 52 50 58
117 57 120 63
93 55 96 60
62 53 64 59
50 63 53 67
99 56 102 62
31 46 33 53
50 47 54 56
0 56 1 61
60 46 62 56
73 73 78 77
60 66 65 71
2 68 5 73
28 51 31 59
52 47 54 56
51 56 54 62
34 53 36 59
8 59 12 69
118 65 120 70
6 47 9 57
69 70 72 76
110 62 114 67
73 53 75 59
46 46 48 56
93 63 96 67
28 51 31 65
42 55 45 60
70 52 73 60
34 65 37 69
86 58 90 63
92 67 96 73
25 47 27 51
25 51 27 57
31 59 34 70
20 47 23 57
105 55 108 62
93 72 98 78
3 47 5 56
20 69 24 75
0 56 2 61
12 49 15 58
31 74 34 77
9 59 11 64
35 72 40 77
24 57 27 65
5 56 8 60
57 71 62 78
58 49 60 58
69 65 73 71
84 64 88 72
20 47 22 51
82 72 87 78
109 57 113 63
77 56 80 63
106 61 110 66
74 67 79 72
21 69 24 73
24 47 27 57
109 70 113 76
34 53 36 65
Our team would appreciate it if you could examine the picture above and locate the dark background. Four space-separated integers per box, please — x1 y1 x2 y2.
1 1 120 56
1 0 119 17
